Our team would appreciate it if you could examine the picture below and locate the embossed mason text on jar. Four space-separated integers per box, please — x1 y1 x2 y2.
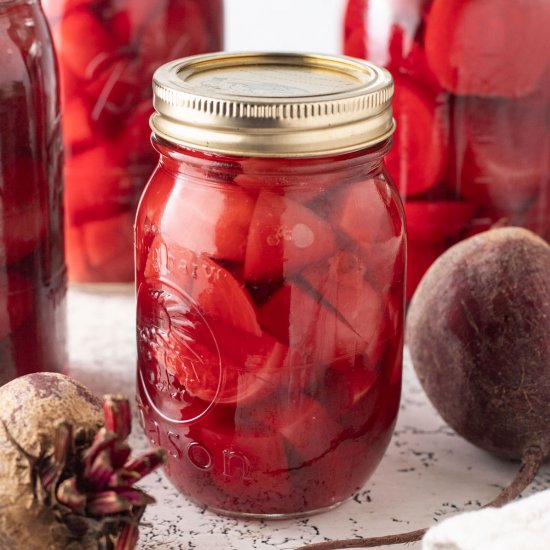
136 52 406 518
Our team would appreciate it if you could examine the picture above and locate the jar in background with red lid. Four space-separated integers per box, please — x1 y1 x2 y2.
42 0 224 283
136 52 405 517
0 0 66 385
344 0 550 299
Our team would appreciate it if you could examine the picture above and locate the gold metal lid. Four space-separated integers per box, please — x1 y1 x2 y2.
151 52 395 158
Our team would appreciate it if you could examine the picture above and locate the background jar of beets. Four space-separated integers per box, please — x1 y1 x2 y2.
344 0 550 300
41 0 224 283
0 0 66 386
135 52 405 517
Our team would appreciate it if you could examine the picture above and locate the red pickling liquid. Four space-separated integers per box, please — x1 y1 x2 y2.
42 0 224 283
344 0 550 299
136 138 405 516
0 0 66 385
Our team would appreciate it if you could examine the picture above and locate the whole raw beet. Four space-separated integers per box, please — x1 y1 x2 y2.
407 227 550 460
0 372 166 550
0 373 103 550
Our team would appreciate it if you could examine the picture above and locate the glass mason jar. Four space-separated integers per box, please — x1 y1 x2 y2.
136 53 405 517
42 0 224 283
0 0 66 386
344 0 550 299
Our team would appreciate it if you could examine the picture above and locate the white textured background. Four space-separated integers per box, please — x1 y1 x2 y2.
224 0 346 54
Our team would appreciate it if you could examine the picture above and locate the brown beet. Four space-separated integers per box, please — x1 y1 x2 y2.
0 373 103 550
407 227 550 460
0 373 166 550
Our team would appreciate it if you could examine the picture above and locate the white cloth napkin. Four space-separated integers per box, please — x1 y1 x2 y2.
422 490 550 550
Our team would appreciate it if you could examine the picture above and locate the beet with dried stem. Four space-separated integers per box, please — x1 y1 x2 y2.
0 373 166 550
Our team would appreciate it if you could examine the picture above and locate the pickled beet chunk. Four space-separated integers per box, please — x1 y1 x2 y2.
197 0 224 48
55 4 142 119
82 53 142 121
206 323 287 406
385 77 447 197
344 0 442 94
139 1 211 80
170 320 286 406
329 178 405 293
0 272 34 340
64 145 137 225
257 283 295 343
257 264 385 376
75 211 135 283
258 282 352 371
425 0 550 98
331 178 401 251
405 201 477 244
61 96 94 149
235 157 340 203
285 369 395 511
311 360 379 422
43 0 95 23
258 282 374 399
138 281 286 405
342 0 367 58
109 0 158 37
0 205 46 266
244 191 337 282
160 179 256 262
301 251 386 368
58 7 117 82
240 394 344 467
137 395 296 515
116 100 155 164
257 282 330 346
452 96 549 216
387 25 443 94
0 157 47 265
294 377 400 510
145 236 261 336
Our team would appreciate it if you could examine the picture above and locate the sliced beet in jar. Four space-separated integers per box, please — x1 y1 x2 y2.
42 0 224 283
0 0 67 385
343 0 550 299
